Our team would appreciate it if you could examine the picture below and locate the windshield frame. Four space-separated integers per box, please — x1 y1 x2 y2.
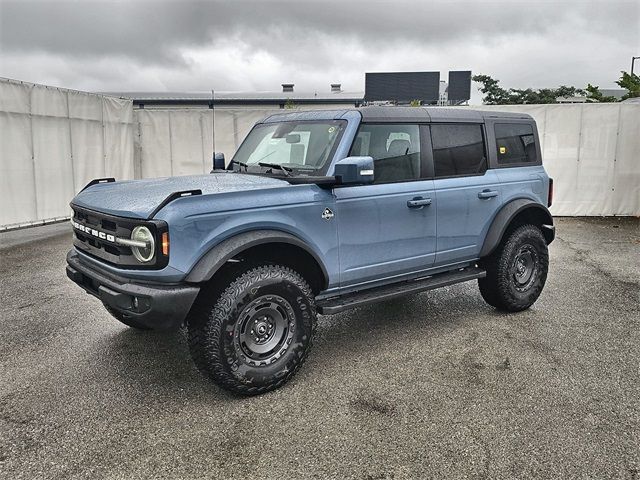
230 119 347 177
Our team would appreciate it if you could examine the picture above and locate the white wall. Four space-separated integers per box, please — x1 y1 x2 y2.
1 78 638 229
0 78 134 229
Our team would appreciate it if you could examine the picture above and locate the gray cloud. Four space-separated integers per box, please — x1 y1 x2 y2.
0 0 638 98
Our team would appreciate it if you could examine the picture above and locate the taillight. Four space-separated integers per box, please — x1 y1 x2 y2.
548 178 554 207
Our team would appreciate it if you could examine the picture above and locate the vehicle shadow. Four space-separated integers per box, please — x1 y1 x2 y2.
99 285 495 399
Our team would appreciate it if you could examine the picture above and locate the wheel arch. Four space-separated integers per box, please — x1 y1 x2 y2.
480 199 554 258
185 230 329 294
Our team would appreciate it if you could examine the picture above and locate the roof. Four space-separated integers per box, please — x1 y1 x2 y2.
357 106 532 122
100 90 364 105
261 106 532 124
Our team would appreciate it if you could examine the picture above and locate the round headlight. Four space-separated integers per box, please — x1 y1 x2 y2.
131 226 155 263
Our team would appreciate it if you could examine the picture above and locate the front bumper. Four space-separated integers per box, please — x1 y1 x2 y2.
66 250 200 330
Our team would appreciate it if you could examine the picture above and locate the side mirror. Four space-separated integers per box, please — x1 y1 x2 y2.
333 156 375 185
212 152 225 171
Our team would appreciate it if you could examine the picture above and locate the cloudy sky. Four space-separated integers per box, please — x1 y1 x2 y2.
0 0 638 103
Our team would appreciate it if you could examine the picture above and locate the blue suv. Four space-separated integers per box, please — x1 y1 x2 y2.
67 106 555 395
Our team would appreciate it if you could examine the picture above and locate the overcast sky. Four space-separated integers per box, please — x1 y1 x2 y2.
0 0 638 103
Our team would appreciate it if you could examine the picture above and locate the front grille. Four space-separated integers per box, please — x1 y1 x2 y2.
71 205 168 269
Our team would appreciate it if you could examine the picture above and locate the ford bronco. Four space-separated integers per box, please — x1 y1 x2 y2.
66 106 555 395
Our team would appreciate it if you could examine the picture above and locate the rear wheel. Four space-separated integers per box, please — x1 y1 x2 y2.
187 264 316 396
479 224 549 312
103 304 152 330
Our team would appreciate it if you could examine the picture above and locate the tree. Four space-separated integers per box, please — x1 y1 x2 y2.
409 99 422 107
471 74 509 105
616 71 640 99
585 84 619 103
284 98 297 109
472 74 585 105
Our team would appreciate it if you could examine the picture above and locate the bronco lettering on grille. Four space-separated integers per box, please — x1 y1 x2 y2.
71 219 116 243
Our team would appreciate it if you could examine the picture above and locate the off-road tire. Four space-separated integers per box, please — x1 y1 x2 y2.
103 304 152 330
187 264 316 396
479 224 549 312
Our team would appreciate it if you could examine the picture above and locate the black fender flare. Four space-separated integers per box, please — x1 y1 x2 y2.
480 199 554 258
185 229 329 286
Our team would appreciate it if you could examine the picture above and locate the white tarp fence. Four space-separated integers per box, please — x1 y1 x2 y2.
135 108 280 179
0 78 134 229
1 78 638 229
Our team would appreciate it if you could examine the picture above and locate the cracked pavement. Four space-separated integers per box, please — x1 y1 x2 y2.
0 218 638 479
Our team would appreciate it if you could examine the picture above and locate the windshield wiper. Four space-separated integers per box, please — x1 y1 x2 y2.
228 159 248 171
258 162 292 176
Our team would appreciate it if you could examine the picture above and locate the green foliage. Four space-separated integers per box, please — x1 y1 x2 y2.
284 98 296 109
472 74 585 105
616 71 640 99
409 99 422 107
471 74 509 105
585 84 619 103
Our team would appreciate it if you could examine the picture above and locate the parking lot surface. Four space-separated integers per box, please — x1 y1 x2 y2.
1 217 638 479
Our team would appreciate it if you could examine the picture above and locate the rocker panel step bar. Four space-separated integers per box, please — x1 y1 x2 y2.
316 267 486 315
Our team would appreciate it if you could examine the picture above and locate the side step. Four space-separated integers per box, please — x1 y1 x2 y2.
316 267 486 315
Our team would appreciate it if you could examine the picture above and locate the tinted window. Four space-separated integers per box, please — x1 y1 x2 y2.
495 123 537 165
431 124 486 177
349 124 421 183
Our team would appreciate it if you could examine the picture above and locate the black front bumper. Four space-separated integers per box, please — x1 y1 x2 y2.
66 250 200 330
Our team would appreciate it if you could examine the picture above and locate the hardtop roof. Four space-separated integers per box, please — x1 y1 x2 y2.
262 106 533 124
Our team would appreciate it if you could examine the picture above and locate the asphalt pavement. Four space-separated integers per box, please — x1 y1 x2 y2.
0 218 638 479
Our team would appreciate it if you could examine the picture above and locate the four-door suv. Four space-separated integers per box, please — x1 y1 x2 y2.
67 106 555 395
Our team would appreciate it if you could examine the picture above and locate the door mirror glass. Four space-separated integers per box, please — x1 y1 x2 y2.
334 156 375 185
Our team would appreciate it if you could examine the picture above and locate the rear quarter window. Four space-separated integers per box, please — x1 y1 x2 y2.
495 123 538 165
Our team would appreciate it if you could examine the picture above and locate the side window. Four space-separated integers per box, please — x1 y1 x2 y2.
349 124 421 183
495 123 537 165
431 124 486 177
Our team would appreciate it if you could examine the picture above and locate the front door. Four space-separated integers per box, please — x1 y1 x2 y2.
334 123 437 287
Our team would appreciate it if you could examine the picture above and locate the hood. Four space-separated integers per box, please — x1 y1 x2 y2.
71 173 289 219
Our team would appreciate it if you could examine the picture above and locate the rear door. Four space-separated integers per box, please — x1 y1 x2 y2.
334 123 437 287
429 123 503 265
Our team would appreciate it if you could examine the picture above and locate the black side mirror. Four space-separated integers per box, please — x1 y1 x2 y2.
333 156 375 185
212 152 225 171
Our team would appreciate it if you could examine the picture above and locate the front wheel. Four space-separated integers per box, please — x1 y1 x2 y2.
187 264 316 396
478 224 549 312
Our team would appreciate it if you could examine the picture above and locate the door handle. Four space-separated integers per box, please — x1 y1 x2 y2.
478 190 498 199
407 197 432 208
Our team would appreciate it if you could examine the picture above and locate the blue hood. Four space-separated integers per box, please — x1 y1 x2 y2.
71 173 289 219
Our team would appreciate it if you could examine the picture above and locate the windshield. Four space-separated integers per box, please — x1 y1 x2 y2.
232 120 346 175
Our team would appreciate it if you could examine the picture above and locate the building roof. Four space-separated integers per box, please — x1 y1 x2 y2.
100 90 364 106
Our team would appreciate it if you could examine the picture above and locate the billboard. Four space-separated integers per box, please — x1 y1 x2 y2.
447 71 472 104
365 72 440 103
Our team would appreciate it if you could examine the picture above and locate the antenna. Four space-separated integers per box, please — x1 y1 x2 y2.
211 89 216 170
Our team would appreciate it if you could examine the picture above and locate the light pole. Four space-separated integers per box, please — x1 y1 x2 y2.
632 56 640 76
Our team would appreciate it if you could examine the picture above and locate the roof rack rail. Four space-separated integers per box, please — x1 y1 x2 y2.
80 177 115 192
148 189 202 219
